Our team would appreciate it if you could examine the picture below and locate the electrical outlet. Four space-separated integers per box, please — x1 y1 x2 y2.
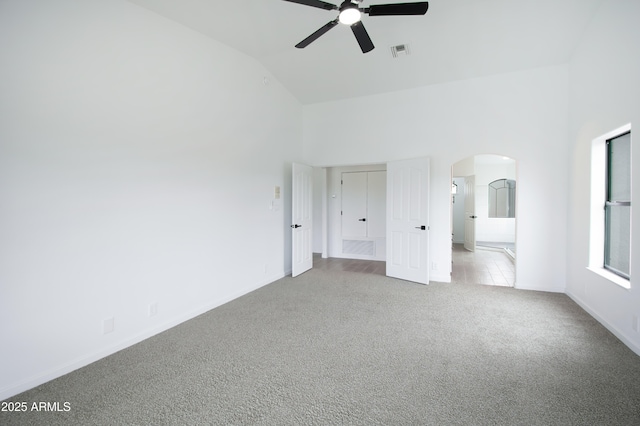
149 302 158 317
431 262 438 271
103 317 114 334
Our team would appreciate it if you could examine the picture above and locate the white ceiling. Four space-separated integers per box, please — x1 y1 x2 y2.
127 0 603 104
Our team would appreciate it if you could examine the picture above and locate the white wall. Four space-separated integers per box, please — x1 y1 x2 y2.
452 156 474 177
304 65 569 288
0 0 302 399
566 0 640 354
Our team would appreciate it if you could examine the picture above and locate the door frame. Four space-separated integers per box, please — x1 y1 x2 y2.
314 159 430 285
450 154 518 285
464 175 477 252
322 163 387 261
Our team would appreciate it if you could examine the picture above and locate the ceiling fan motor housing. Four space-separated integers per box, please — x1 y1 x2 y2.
338 1 362 25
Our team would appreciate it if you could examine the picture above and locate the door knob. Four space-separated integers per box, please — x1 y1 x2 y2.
470 215 477 219
415 225 426 230
291 224 301 228
358 218 367 222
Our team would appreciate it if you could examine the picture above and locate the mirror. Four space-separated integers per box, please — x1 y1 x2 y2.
488 179 516 218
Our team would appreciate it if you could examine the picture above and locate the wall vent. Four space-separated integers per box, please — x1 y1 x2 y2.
390 44 410 58
343 240 375 256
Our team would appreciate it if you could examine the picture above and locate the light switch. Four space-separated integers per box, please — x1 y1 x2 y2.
274 186 281 199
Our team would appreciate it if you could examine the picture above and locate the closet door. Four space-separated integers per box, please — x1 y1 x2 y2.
341 172 368 237
340 170 387 260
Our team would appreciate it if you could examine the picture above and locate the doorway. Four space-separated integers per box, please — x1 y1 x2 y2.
324 164 387 262
315 158 431 285
451 155 517 286
341 170 386 260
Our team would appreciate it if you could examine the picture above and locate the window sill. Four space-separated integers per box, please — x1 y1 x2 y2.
587 267 630 289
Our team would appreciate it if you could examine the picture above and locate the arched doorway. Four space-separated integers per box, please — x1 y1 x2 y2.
451 155 517 287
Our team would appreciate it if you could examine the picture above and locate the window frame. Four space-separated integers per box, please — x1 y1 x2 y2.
604 132 631 280
588 123 632 289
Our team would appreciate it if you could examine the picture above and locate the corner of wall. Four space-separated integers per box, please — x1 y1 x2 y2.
566 290 640 357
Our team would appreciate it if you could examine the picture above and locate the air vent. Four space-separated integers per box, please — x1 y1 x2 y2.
343 240 375 256
390 44 410 58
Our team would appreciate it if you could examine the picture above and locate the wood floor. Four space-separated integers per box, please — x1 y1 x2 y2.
312 243 515 287
313 253 386 276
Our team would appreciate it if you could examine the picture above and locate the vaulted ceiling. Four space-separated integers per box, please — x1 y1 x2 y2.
127 0 603 104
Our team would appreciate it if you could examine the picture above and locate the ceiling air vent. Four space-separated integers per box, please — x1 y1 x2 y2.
390 44 410 58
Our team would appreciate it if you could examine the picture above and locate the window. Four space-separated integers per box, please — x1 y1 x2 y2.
488 178 516 218
605 132 631 279
589 124 631 288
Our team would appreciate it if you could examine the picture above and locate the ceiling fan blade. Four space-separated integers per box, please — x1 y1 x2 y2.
365 2 429 16
351 21 375 53
282 0 338 11
296 19 339 48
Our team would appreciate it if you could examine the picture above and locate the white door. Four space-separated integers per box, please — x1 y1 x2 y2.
341 172 368 237
464 175 476 252
292 163 313 277
341 171 387 239
386 158 430 285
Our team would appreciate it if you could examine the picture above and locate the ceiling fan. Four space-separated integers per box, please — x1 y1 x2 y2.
282 0 429 53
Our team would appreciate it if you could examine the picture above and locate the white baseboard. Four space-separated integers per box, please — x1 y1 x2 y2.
0 272 285 401
514 281 565 293
566 291 640 357
430 272 451 283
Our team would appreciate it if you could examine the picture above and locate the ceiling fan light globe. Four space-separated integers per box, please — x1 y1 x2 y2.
339 8 361 25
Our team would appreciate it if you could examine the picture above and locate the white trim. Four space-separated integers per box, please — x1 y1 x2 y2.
587 266 630 289
588 123 632 286
567 291 640 357
321 167 328 258
430 272 452 283
514 282 565 293
0 273 284 401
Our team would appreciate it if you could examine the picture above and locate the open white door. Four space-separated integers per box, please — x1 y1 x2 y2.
464 175 476 252
292 163 313 277
386 157 430 285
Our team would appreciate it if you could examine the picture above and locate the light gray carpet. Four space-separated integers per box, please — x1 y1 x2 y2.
3 268 640 425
